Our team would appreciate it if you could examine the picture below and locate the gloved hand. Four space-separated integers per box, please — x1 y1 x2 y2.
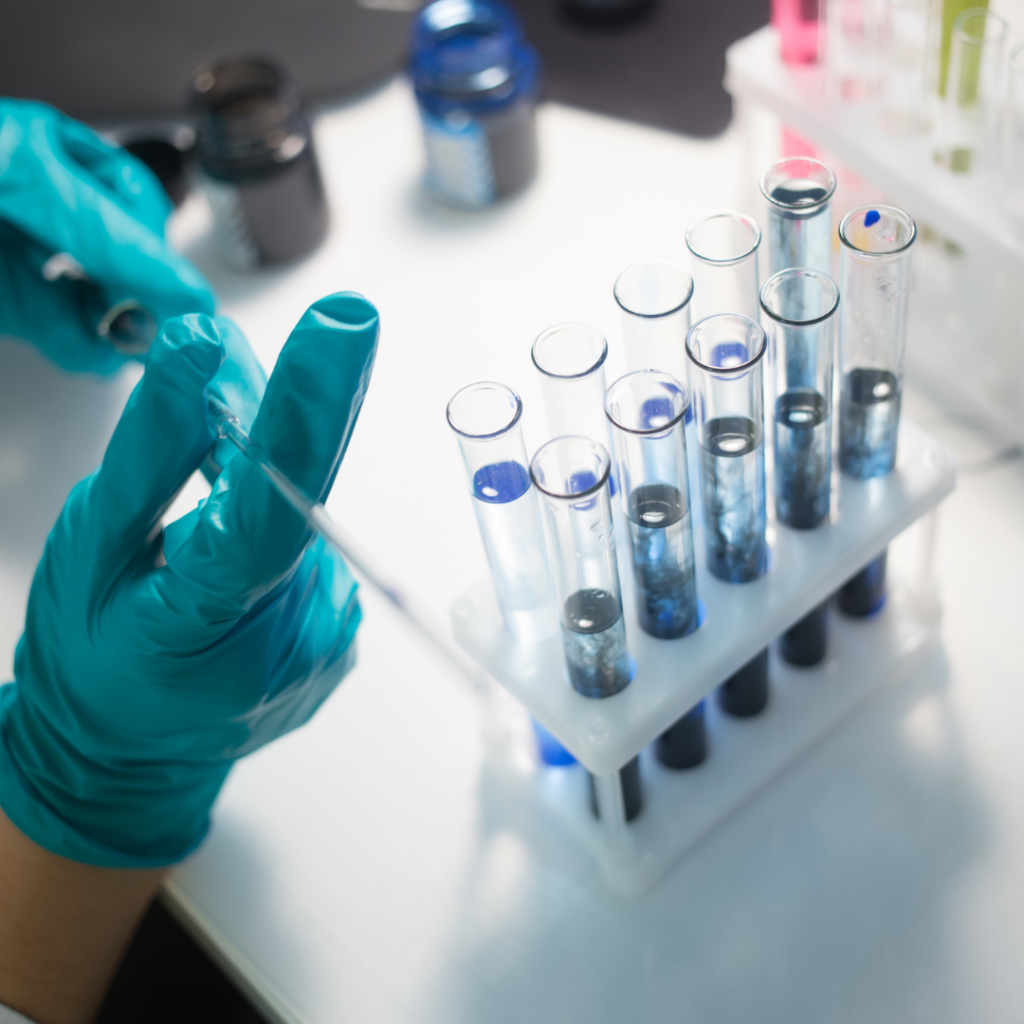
0 98 215 374
0 292 379 867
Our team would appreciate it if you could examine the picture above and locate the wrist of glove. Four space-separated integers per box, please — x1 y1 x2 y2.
0 293 379 867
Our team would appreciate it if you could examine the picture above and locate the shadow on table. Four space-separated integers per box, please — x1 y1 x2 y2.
453 641 992 1024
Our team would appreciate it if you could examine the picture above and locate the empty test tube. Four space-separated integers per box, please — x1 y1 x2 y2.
685 211 762 321
761 268 839 666
687 313 770 716
837 204 917 616
447 382 556 642
613 259 694 384
532 322 618 492
760 157 837 278
530 436 630 699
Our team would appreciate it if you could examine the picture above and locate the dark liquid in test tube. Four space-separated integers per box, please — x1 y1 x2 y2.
775 389 831 529
771 179 829 205
839 368 901 479
627 483 697 639
561 588 630 699
700 416 767 583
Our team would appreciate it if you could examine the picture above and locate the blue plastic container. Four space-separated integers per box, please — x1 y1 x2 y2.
409 0 540 208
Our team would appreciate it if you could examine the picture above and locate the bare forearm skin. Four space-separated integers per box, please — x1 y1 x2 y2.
0 806 166 1024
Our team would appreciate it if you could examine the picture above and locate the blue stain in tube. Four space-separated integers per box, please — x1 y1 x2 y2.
864 209 881 227
473 460 531 502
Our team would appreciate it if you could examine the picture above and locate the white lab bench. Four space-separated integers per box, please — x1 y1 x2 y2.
1 74 1024 1024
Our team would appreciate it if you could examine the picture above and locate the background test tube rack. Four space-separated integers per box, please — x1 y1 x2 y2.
451 421 955 895
725 25 1024 450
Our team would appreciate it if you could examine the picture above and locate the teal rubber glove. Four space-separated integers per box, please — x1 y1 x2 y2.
0 98 215 374
0 292 379 867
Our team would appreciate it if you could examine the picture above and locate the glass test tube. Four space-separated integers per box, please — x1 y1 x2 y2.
447 382 556 642
824 0 881 102
880 0 934 136
935 8 1009 173
999 43 1024 218
532 322 618 492
761 268 839 531
605 370 706 769
773 0 822 65
760 157 837 278
687 215 769 708
530 436 631 699
686 314 768 585
613 260 694 383
837 205 917 617
605 372 698 640
761 269 839 668
685 212 762 322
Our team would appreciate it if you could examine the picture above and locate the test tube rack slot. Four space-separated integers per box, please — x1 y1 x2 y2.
452 420 954 776
483 585 938 895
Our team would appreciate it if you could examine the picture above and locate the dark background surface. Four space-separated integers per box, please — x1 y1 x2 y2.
6 1 768 1021
0 0 768 137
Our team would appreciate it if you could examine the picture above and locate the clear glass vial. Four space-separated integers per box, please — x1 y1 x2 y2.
837 205 916 620
409 0 540 208
935 8 1009 173
999 43 1024 219
613 259 695 384
837 205 917 481
760 157 837 278
605 371 697 640
447 382 556 642
532 322 618 492
685 212 762 322
530 437 631 699
760 268 840 530
686 313 769 584
879 0 935 136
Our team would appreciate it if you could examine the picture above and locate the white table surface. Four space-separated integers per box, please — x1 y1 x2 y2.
2 76 1024 1024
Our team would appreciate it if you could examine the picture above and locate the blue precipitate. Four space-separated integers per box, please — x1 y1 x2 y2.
710 340 750 368
473 460 530 503
864 209 881 227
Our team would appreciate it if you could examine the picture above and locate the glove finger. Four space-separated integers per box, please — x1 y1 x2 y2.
90 314 225 558
202 318 268 480
165 292 379 610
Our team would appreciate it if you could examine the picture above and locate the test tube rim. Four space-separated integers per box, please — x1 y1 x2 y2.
838 204 918 258
529 435 612 501
759 268 840 328
953 7 1009 47
758 156 837 213
446 380 524 440
684 210 761 267
604 370 690 436
531 322 609 380
685 313 767 375
612 259 695 320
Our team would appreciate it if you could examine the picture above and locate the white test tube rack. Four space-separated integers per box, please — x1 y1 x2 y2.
450 420 955 895
724 25 1024 449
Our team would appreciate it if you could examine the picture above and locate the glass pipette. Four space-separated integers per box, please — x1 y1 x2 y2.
207 394 485 688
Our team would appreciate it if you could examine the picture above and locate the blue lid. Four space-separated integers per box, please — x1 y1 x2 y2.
410 0 539 110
